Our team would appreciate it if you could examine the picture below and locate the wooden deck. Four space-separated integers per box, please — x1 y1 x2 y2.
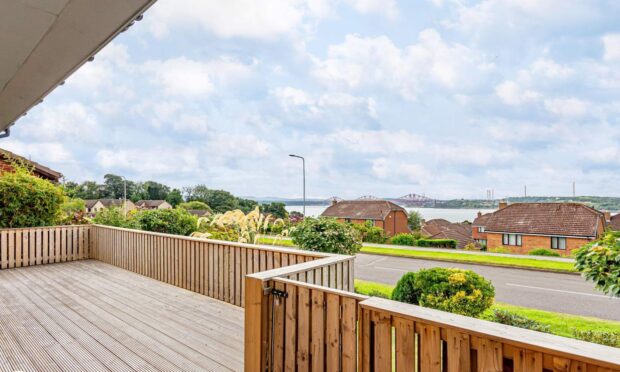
0 260 244 371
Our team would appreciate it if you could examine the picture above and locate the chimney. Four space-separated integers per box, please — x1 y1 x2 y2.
477 211 482 218
498 201 508 210
331 198 338 206
604 211 611 222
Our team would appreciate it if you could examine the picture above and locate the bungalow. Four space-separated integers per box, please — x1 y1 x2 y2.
135 200 172 210
321 199 410 236
479 202 605 255
609 213 620 231
85 199 136 214
472 211 492 247
421 219 475 248
0 148 62 182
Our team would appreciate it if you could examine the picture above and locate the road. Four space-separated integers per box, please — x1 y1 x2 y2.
355 253 620 321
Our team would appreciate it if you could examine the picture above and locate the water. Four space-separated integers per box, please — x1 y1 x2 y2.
285 205 494 223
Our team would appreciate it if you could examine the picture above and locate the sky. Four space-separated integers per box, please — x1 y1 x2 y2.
4 0 620 200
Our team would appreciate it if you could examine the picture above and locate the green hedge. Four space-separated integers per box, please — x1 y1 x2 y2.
528 248 561 257
390 233 417 246
417 238 457 249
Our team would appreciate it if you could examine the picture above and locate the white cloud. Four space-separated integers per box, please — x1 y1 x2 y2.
372 158 432 184
544 97 589 117
272 87 377 118
2 140 73 163
344 0 398 18
96 147 200 176
495 80 541 105
324 129 422 154
143 56 253 97
313 29 492 100
207 133 271 158
529 58 573 79
602 34 620 62
19 103 100 142
146 0 327 40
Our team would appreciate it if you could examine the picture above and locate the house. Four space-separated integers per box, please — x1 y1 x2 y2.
321 199 410 236
135 200 172 210
421 219 475 248
84 199 136 214
0 148 62 182
472 211 492 246
609 213 620 231
479 202 605 255
187 209 212 218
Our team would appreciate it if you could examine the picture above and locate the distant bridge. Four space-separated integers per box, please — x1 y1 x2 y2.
357 195 380 200
391 193 436 207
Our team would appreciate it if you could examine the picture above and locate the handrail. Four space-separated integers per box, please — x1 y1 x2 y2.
247 255 352 281
360 297 620 370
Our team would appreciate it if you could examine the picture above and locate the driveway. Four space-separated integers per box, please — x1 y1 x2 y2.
355 253 620 321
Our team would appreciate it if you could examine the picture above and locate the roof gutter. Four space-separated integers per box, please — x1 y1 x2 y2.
0 127 9 139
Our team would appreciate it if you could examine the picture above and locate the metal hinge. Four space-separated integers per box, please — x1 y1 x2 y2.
263 286 289 298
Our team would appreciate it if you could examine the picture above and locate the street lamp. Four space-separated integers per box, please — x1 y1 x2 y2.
120 176 127 215
289 154 305 216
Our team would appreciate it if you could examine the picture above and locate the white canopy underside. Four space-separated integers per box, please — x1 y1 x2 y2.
0 0 156 133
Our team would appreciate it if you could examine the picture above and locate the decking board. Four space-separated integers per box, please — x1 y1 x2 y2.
0 260 244 371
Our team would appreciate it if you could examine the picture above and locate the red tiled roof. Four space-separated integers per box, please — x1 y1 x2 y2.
473 212 492 226
136 200 168 208
484 203 603 238
0 148 62 181
321 200 406 221
429 230 475 249
610 214 620 231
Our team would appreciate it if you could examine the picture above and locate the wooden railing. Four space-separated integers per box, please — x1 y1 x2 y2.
89 224 340 307
0 225 91 269
245 258 620 372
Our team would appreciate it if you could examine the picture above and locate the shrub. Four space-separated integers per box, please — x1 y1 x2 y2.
204 207 284 244
575 232 620 297
290 217 362 255
351 221 387 243
178 201 212 212
571 329 620 347
407 211 423 231
464 243 481 251
390 233 417 246
134 208 197 236
486 310 550 333
0 167 65 228
488 247 512 254
417 239 457 249
391 268 495 317
528 248 561 257
92 207 139 229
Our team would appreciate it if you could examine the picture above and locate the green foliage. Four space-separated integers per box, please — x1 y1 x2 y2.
178 201 212 212
165 189 183 207
92 207 139 229
488 247 511 254
0 167 65 228
417 239 457 249
185 185 240 213
407 210 423 231
575 232 620 297
485 310 550 333
260 202 289 219
528 248 561 256
350 221 388 243
464 243 482 251
391 268 495 317
290 217 362 255
133 209 197 236
390 233 417 246
59 198 88 225
571 329 620 347
237 198 259 213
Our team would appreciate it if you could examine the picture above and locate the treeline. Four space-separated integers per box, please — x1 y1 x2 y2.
64 174 289 218
435 196 620 211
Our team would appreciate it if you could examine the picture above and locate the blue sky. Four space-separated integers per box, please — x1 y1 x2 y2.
5 0 620 199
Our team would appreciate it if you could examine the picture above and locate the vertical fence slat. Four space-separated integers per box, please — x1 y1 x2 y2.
395 316 415 372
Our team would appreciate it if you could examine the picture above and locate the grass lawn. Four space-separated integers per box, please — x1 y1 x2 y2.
257 236 295 247
354 279 620 338
361 246 577 273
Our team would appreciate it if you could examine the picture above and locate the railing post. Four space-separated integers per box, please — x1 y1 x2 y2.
245 275 269 372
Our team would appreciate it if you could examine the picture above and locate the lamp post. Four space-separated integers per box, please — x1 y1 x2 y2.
120 176 127 215
289 154 305 216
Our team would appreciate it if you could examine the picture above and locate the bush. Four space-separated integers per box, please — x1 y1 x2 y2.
417 239 457 249
488 247 512 254
92 207 139 229
390 233 417 246
391 268 495 317
407 211 423 231
133 208 197 236
464 243 481 251
528 248 561 257
571 329 620 347
59 198 89 225
575 232 620 297
178 201 212 212
351 221 387 243
486 310 550 333
290 217 362 255
0 167 65 228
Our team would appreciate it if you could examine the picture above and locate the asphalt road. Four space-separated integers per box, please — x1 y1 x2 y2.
355 253 620 321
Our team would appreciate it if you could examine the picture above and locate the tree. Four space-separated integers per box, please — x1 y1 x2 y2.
166 188 183 207
73 181 102 200
407 210 423 231
186 185 239 213
238 198 258 214
178 201 212 211
260 202 288 219
102 174 126 198
0 167 65 228
290 217 362 255
575 232 620 297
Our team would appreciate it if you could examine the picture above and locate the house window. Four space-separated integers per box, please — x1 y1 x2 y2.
478 227 485 233
551 237 567 250
475 239 487 246
502 233 522 246
345 218 351 223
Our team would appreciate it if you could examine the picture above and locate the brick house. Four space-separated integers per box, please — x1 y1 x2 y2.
610 213 620 231
0 148 62 182
135 200 173 210
472 211 492 246
85 199 136 214
421 219 475 248
479 202 605 255
321 199 410 236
